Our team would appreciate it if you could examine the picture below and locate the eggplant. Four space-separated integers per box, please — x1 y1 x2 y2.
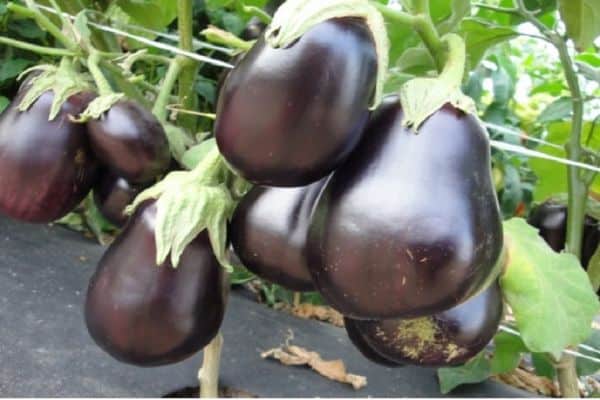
215 18 377 187
307 97 503 319
230 179 327 291
87 100 170 184
347 281 503 367
528 200 599 268
85 201 227 366
344 317 403 367
93 171 147 227
0 90 99 223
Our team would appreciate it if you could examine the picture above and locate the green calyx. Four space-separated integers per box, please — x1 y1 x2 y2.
265 0 389 110
400 33 476 131
126 141 251 272
17 60 94 121
76 93 124 122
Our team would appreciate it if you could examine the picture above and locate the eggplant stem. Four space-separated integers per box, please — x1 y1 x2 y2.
198 333 224 398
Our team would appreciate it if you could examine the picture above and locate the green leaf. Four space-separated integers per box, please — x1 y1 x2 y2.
576 329 600 376
531 353 556 379
73 10 92 46
116 0 178 31
460 18 518 69
490 331 528 374
0 96 8 113
0 59 32 86
558 0 600 51
437 353 491 394
576 52 600 68
395 47 435 75
501 218 600 355
434 0 471 35
586 245 600 292
537 96 573 124
530 122 600 201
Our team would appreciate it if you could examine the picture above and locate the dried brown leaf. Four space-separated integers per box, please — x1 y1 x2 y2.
277 303 344 327
261 342 366 390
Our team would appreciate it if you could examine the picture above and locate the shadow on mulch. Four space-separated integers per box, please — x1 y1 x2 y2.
164 386 257 398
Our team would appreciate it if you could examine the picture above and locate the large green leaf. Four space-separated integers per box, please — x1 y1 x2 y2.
529 122 600 201
437 353 491 394
116 0 178 31
501 218 599 355
558 0 600 51
459 18 518 69
490 331 528 374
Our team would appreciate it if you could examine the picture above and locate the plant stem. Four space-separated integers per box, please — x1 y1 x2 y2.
555 355 580 398
514 0 585 397
370 1 444 71
198 333 223 398
472 3 520 15
439 33 466 88
242 5 272 24
152 58 184 121
177 0 199 132
554 21 586 400
87 51 113 95
0 36 77 57
101 60 150 107
17 1 76 51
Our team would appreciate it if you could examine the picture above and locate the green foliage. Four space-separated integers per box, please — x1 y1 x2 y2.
576 329 600 376
437 353 491 394
490 331 527 374
558 0 600 51
116 0 178 32
501 218 599 355
529 121 600 201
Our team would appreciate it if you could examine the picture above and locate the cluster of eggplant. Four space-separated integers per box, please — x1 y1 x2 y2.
0 80 228 367
0 83 170 226
221 17 505 368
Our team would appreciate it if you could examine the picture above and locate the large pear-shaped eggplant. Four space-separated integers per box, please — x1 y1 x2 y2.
0 90 99 223
344 317 403 367
347 281 503 367
307 98 503 319
215 18 377 187
230 179 327 291
85 201 226 367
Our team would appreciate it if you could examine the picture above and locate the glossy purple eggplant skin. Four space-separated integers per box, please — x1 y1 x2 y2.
307 98 503 319
93 171 146 227
85 202 226 367
230 179 327 291
528 201 599 268
350 281 503 367
0 90 99 223
215 18 377 187
87 100 170 183
344 317 403 367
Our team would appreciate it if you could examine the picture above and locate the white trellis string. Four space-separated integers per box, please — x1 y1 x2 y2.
31 4 234 69
490 140 600 173
499 325 600 364
484 122 564 150
34 4 234 55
